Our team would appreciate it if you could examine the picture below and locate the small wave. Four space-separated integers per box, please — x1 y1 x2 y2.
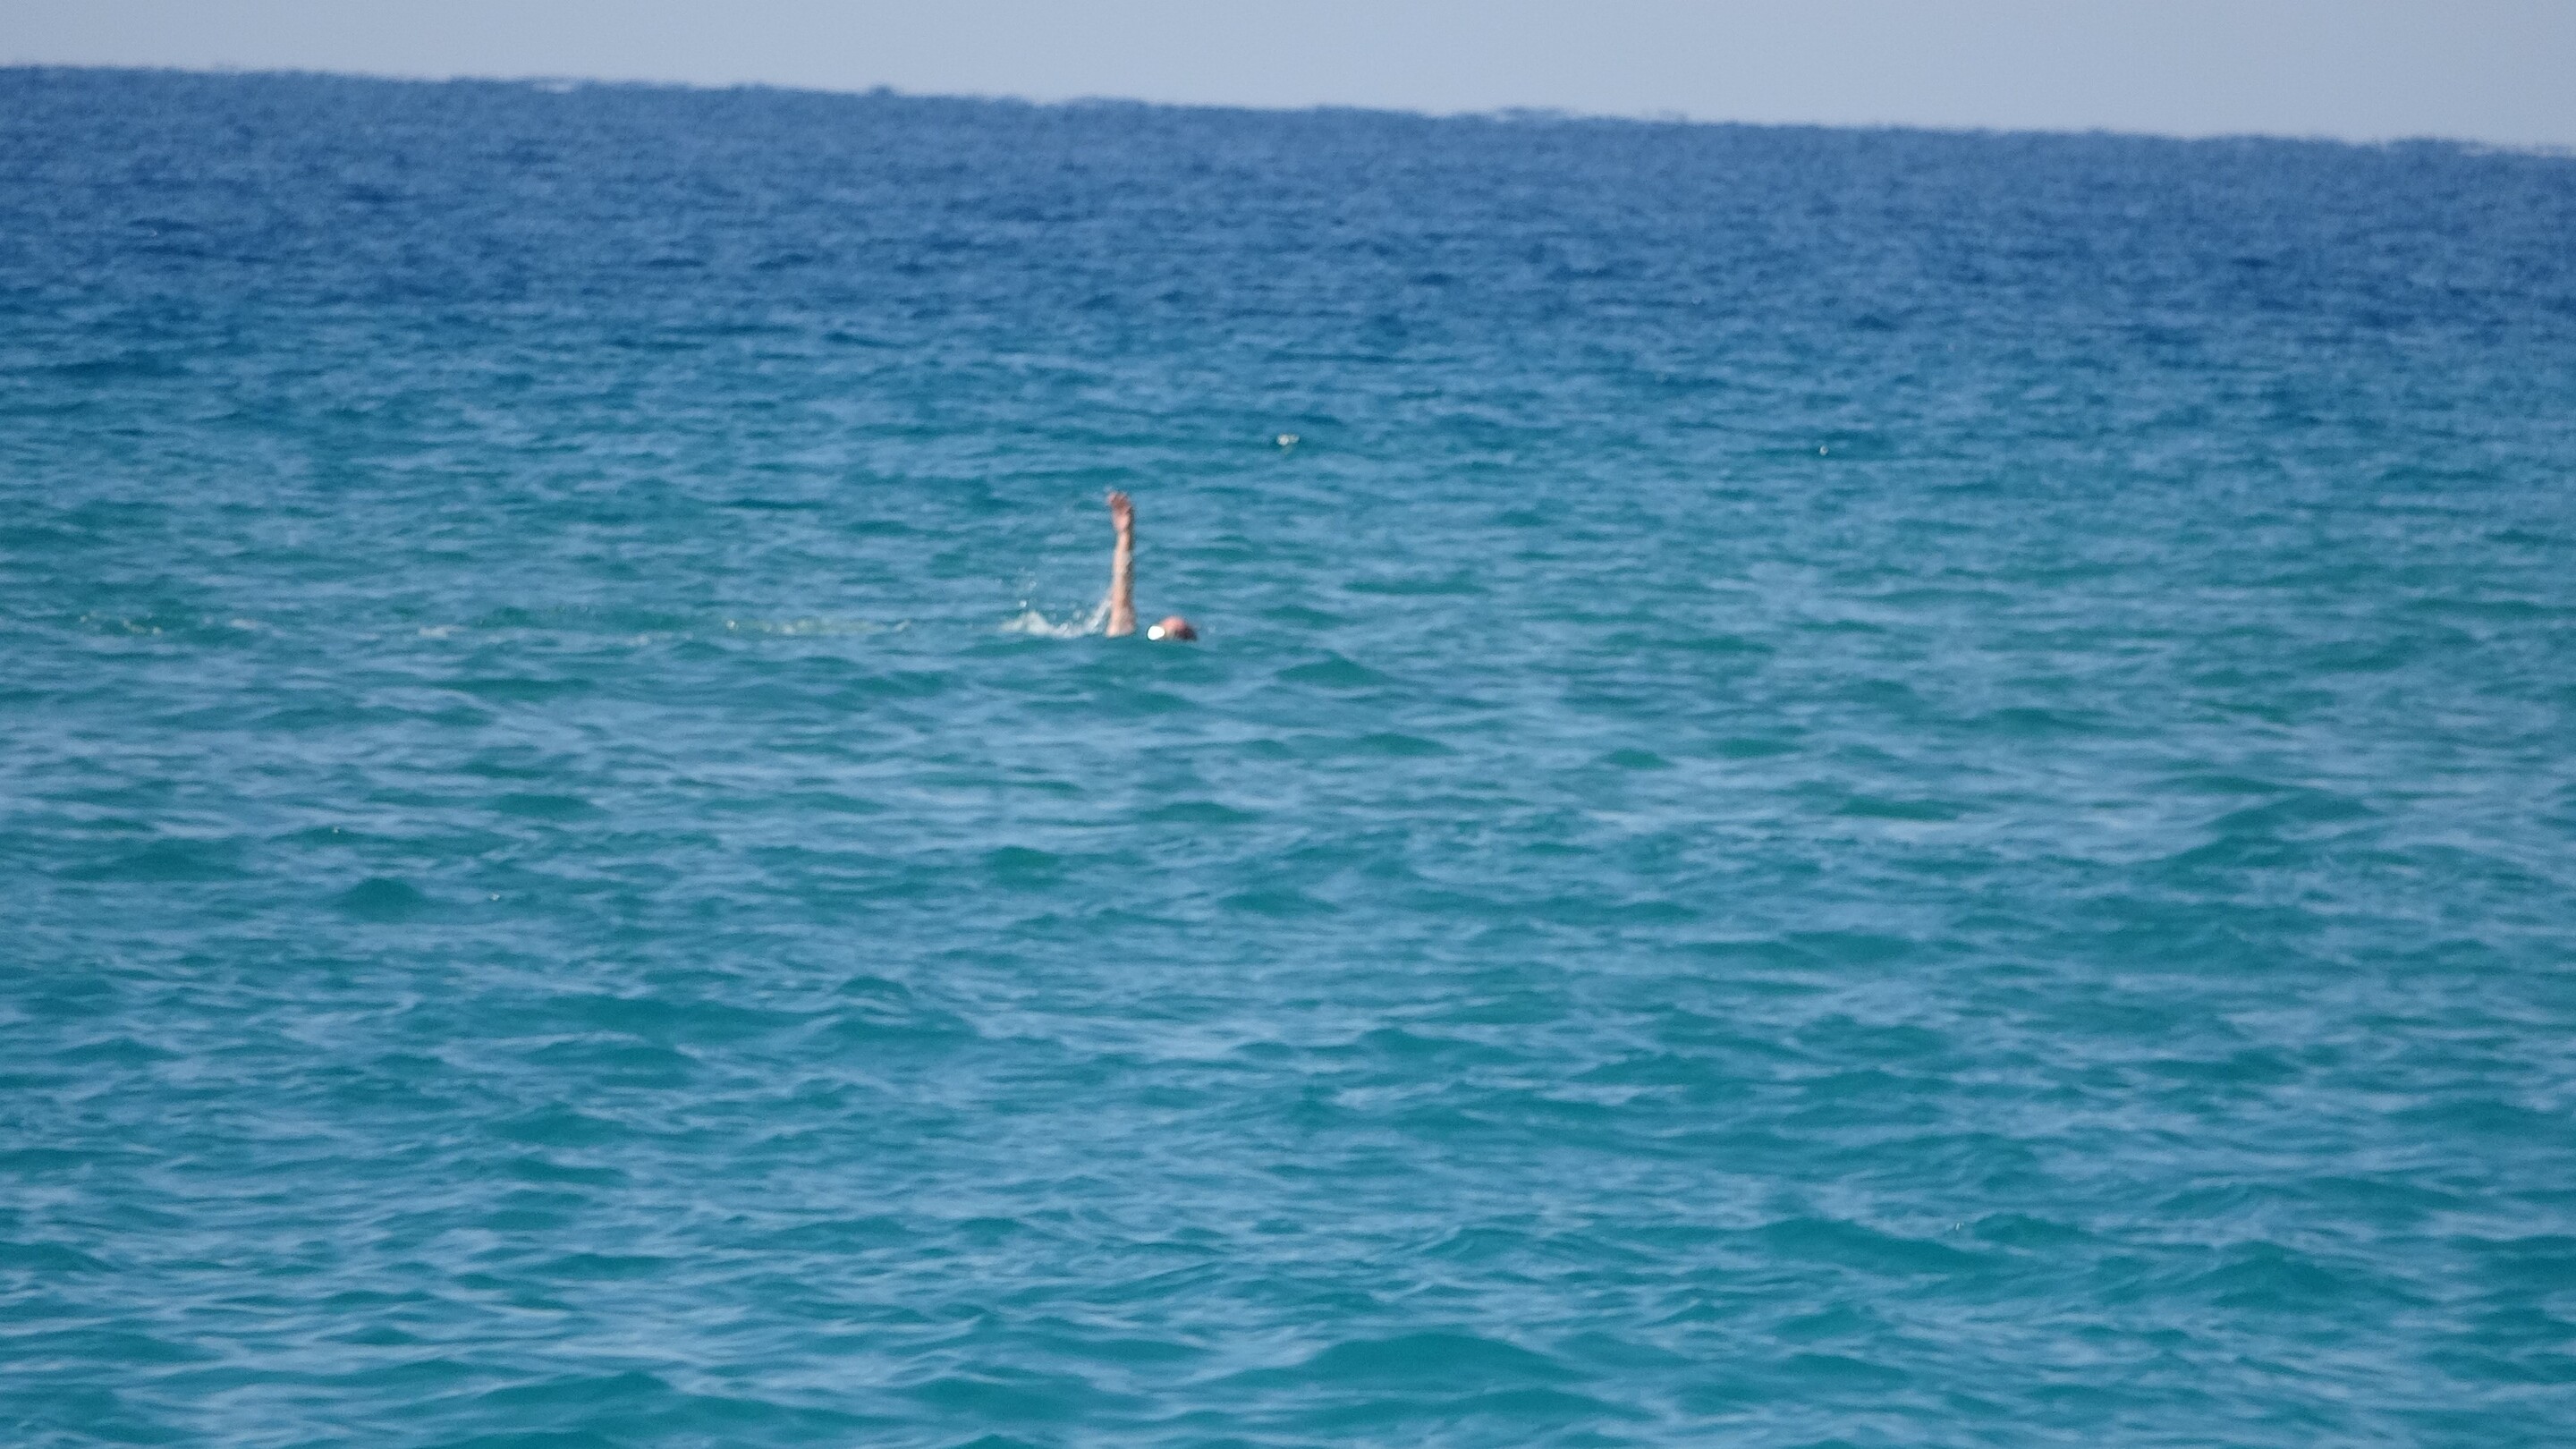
413 615 902 641
722 616 902 637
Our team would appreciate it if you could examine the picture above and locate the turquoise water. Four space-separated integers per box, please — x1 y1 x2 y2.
7 68 2576 1447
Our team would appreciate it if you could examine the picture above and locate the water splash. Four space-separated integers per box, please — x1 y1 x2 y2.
1001 598 1109 638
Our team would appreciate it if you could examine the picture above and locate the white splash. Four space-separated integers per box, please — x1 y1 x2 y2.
1001 599 1109 639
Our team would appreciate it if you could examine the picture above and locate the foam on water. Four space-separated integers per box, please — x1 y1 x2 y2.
5 66 2576 1449
1003 601 1111 638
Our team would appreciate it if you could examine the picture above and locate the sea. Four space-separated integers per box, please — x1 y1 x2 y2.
5 66 2574 1448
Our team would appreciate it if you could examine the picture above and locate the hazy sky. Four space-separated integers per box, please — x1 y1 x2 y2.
8 1 2574 148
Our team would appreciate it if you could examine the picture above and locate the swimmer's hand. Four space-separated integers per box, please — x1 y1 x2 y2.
1106 490 1134 534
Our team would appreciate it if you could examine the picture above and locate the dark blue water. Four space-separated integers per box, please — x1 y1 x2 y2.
7 67 2576 1447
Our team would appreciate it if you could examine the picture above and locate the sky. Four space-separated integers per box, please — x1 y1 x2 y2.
7 1 2574 148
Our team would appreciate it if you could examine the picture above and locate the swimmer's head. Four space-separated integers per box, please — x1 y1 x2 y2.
1146 615 1199 642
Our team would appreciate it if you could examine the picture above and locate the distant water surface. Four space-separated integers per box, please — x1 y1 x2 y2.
5 68 2576 1448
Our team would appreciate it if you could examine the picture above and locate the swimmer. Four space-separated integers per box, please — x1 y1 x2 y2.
1103 490 1198 641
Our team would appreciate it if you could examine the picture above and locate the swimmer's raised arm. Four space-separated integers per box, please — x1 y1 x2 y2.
1104 490 1138 638
1101 490 1197 642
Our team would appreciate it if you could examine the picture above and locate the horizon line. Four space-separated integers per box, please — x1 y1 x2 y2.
13 60 2574 161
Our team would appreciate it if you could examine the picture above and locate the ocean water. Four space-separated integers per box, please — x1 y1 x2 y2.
5 66 2576 1447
